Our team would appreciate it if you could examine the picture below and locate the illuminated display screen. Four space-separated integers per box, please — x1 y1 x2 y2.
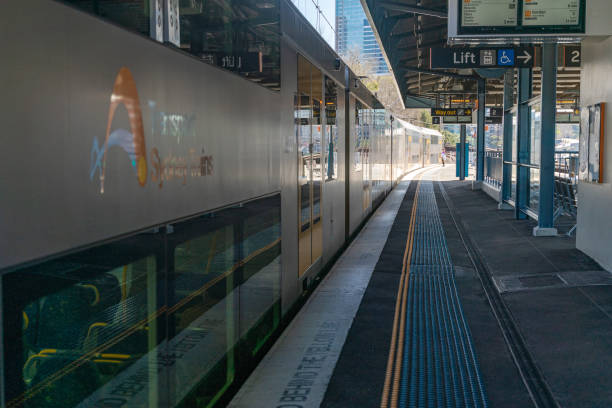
522 0 580 26
457 0 585 35
461 0 518 28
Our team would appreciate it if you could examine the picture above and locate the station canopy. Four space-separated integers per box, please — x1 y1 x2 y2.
360 0 581 109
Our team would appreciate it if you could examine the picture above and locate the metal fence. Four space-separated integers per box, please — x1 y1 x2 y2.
554 151 579 184
484 150 503 189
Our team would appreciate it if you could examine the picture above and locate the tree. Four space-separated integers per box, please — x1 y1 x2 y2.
341 47 435 127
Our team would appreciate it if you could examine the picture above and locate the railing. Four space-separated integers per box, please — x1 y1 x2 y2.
484 150 503 189
554 151 579 184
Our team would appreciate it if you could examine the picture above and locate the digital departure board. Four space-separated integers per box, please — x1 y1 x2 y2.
461 0 518 28
522 0 580 26
457 0 585 35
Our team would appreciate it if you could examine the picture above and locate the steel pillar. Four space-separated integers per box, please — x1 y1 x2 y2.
534 43 558 236
500 70 514 208
515 68 531 220
459 124 466 180
476 78 486 182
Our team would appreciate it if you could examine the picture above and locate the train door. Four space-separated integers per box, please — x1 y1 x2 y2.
296 55 323 277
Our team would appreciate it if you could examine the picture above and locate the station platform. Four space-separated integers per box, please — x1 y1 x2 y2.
229 165 612 408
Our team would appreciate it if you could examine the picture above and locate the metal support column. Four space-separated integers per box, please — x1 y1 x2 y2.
534 43 558 236
515 68 531 220
459 124 466 180
476 78 486 182
500 70 514 209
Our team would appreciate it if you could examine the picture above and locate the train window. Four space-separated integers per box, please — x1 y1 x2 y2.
165 193 281 406
61 0 151 37
2 194 281 407
2 233 164 407
60 0 281 91
177 0 281 91
325 77 338 181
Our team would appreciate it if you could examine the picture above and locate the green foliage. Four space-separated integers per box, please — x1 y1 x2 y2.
442 129 459 146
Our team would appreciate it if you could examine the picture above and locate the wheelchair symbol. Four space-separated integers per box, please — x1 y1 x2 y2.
497 49 514 66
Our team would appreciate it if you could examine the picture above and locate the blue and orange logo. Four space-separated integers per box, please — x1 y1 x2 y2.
90 67 147 193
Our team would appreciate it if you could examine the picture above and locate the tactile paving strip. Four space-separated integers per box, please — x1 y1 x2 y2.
400 181 488 408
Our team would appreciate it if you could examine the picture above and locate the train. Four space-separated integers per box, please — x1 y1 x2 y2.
0 0 441 407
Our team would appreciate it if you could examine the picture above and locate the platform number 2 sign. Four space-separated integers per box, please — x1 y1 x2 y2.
564 46 581 67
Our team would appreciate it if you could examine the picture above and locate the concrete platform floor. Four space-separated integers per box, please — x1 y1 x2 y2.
230 165 612 408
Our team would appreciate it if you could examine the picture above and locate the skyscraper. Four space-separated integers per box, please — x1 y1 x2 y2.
336 0 388 75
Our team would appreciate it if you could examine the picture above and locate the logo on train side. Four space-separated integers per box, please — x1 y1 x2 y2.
90 67 147 193
90 67 213 193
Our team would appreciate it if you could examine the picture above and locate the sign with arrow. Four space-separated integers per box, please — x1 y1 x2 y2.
431 46 580 69
430 47 535 69
516 49 532 65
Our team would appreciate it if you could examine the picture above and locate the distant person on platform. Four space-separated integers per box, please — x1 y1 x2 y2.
441 151 446 167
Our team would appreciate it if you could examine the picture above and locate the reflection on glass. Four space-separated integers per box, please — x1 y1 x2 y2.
64 0 281 91
4 237 163 408
530 103 541 166
171 224 236 407
355 103 372 210
177 0 281 90
3 195 282 408
64 0 151 36
325 77 338 181
512 112 518 163
297 55 323 275
511 165 517 202
529 168 540 212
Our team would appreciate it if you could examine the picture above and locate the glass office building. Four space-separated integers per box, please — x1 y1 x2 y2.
336 0 388 75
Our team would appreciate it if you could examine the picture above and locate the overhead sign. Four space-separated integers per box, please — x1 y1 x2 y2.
461 0 518 29
430 47 535 69
487 107 503 117
431 108 472 117
430 45 580 69
562 45 581 67
456 0 586 35
522 0 580 27
431 108 473 124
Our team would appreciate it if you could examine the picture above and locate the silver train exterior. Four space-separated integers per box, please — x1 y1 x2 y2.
0 1 442 407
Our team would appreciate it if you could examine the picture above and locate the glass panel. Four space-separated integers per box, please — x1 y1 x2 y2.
529 168 540 212
324 77 338 181
3 233 164 408
530 103 541 166
63 0 151 36
356 104 372 210
511 164 517 202
64 0 281 91
239 197 281 355
177 0 281 90
512 112 518 163
2 195 282 408
170 222 236 407
556 123 580 152
297 55 312 276
311 65 323 262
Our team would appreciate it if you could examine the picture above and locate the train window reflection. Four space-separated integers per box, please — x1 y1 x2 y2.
178 0 281 91
4 243 162 408
61 0 281 91
170 224 237 407
3 194 281 408
325 77 338 181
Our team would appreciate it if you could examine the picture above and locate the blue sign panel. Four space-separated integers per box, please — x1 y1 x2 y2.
497 49 514 66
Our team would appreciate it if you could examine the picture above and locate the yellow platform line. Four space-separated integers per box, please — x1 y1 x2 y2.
381 179 421 408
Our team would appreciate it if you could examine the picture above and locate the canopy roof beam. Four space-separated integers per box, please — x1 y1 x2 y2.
378 1 448 18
